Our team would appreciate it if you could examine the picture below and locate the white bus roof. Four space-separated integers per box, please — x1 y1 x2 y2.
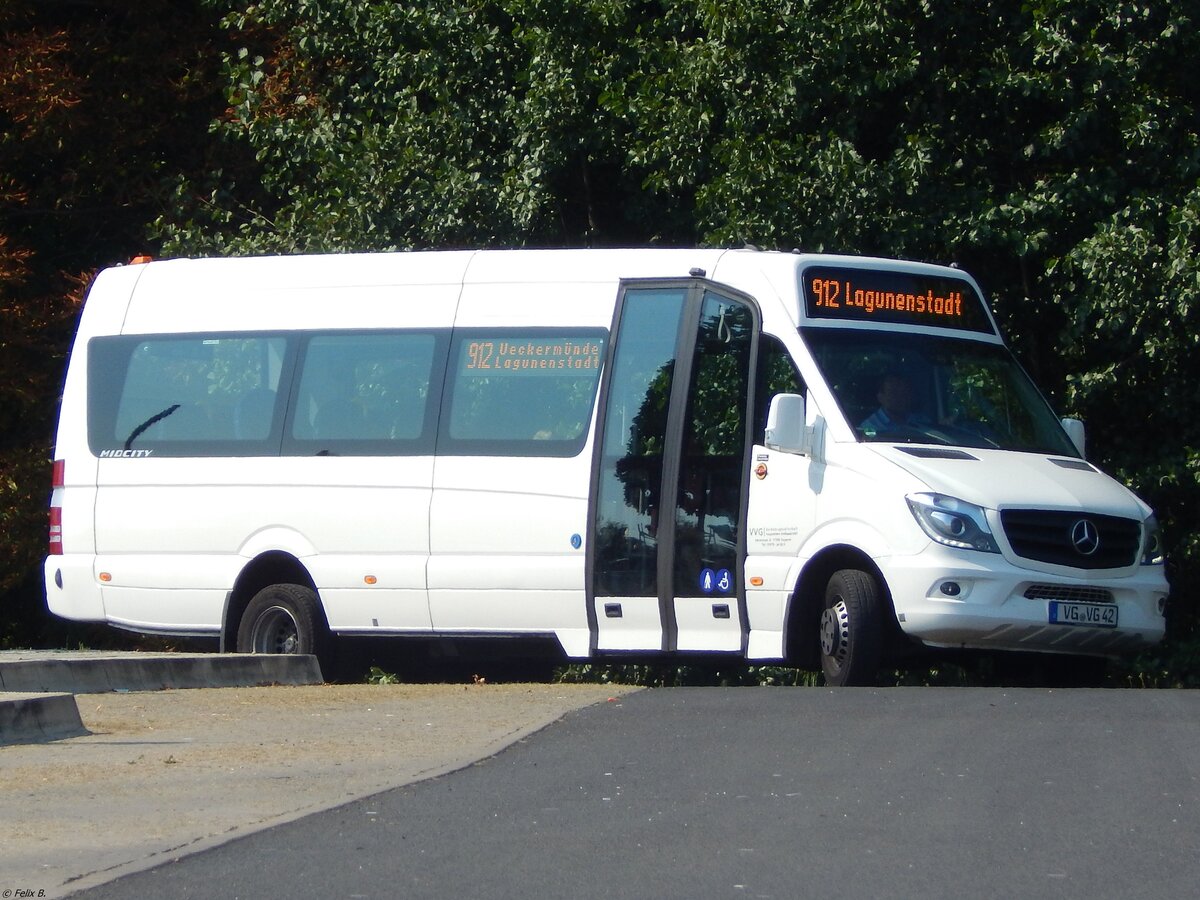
91 248 997 339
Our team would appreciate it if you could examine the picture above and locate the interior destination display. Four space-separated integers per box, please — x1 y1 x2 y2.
462 337 604 374
803 266 995 334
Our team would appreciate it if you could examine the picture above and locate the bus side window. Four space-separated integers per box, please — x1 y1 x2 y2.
286 332 439 453
440 331 606 457
95 335 286 455
754 335 806 445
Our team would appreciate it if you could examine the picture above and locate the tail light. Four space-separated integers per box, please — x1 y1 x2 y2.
49 507 63 555
49 459 64 555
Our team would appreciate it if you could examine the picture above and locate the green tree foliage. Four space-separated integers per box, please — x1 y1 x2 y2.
159 0 675 252
0 1 223 641
3 1 1197 657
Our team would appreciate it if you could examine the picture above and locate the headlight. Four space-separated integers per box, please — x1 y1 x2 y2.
1141 514 1165 565
906 493 999 553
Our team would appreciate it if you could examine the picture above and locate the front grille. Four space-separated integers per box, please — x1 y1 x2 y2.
1024 584 1115 604
1001 509 1141 569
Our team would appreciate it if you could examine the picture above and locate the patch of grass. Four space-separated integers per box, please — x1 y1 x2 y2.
1109 636 1200 689
365 666 401 685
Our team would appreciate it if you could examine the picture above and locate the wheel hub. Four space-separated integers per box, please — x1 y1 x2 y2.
251 605 300 654
820 599 851 665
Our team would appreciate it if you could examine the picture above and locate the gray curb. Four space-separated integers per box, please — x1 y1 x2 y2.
0 652 322 694
0 653 323 745
0 692 87 744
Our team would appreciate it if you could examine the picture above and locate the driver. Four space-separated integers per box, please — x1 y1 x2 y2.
859 373 930 436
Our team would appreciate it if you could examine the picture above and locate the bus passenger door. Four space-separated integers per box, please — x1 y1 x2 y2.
590 283 756 653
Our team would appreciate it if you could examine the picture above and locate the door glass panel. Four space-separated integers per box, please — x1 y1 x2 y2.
593 288 687 598
673 293 753 598
753 335 806 444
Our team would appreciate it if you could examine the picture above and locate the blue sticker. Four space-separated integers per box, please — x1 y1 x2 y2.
570 533 582 550
700 568 716 593
716 569 733 593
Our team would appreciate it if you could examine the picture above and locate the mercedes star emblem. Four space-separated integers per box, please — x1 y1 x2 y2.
1071 518 1100 556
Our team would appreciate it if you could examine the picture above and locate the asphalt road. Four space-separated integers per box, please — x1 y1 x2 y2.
72 687 1200 900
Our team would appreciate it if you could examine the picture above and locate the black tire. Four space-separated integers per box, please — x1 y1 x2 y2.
819 569 884 686
237 584 329 661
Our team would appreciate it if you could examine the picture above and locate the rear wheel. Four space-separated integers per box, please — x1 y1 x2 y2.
237 584 329 661
819 569 884 686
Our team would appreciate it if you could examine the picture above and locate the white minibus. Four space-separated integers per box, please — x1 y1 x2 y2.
45 249 1168 684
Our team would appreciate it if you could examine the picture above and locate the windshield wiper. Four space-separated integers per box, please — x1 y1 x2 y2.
124 404 180 450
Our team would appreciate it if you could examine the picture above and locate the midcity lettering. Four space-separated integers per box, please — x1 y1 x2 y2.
99 449 154 458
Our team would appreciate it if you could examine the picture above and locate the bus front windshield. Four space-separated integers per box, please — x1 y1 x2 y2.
803 328 1079 457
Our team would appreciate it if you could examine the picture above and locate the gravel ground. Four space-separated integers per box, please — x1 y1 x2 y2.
1 681 633 897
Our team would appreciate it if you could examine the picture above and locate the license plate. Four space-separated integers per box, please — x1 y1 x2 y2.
1048 601 1118 628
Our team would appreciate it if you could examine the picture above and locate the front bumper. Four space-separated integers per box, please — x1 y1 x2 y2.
881 545 1168 657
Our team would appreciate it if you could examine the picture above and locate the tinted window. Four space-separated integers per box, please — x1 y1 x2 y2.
753 334 806 444
286 332 440 455
440 330 606 457
88 327 602 460
593 289 686 597
804 328 1078 456
673 293 754 597
89 335 288 457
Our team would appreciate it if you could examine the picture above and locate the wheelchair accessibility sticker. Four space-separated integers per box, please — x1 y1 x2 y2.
700 568 733 594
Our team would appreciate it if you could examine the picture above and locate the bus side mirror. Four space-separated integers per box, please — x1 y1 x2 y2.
1061 417 1086 458
765 393 811 455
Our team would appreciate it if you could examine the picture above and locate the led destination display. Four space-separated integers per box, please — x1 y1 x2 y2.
803 266 994 334
462 336 604 375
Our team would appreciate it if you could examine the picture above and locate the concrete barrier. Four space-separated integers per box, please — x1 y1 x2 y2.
0 652 323 694
0 692 87 744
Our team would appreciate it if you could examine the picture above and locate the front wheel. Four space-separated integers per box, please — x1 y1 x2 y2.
819 569 884 686
237 584 329 661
